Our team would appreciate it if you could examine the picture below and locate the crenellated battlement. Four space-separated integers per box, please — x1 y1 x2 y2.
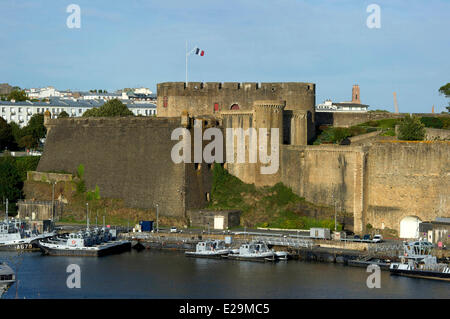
158 81 315 93
157 81 315 119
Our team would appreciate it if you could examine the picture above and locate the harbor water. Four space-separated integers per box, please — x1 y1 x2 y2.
1 249 448 299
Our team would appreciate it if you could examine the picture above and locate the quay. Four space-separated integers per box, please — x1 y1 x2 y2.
120 231 450 269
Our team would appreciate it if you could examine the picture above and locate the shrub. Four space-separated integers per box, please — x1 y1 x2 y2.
441 117 450 129
398 115 425 141
420 117 443 129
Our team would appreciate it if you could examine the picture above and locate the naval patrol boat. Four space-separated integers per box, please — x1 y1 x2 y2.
389 240 450 281
185 240 231 258
39 215 131 257
0 262 15 298
227 241 277 262
0 218 56 251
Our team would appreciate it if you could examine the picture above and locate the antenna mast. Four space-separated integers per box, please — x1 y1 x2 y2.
393 92 399 114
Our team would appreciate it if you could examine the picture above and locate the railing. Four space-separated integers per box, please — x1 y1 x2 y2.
252 236 314 249
367 242 404 257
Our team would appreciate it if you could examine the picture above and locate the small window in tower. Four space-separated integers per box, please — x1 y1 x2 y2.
214 103 219 112
163 96 168 108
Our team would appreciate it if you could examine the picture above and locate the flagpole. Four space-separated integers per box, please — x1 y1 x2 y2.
185 40 188 85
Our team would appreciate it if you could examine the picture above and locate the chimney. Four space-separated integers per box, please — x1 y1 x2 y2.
352 85 360 104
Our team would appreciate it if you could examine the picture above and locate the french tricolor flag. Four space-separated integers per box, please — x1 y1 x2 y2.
195 48 205 56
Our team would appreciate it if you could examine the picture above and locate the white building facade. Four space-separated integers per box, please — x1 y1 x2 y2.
316 100 369 112
0 98 157 127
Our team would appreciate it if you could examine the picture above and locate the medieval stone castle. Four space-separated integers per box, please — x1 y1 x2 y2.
36 81 449 235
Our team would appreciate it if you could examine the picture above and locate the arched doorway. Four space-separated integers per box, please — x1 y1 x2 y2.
230 104 240 110
400 216 422 239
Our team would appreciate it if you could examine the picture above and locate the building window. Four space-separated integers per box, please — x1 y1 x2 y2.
230 104 240 110
214 103 219 112
163 96 168 108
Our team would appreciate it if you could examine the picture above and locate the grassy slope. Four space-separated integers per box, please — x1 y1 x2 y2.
208 164 341 230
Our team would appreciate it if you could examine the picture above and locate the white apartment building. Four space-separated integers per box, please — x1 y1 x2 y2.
0 98 157 127
26 86 72 99
316 100 369 112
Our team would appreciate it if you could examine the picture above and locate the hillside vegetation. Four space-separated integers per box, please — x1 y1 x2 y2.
208 164 342 230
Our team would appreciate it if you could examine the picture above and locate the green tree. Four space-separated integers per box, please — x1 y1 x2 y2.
25 113 46 140
82 99 133 117
82 108 100 117
398 115 426 141
0 118 14 150
7 89 27 101
58 111 70 118
439 83 450 112
18 135 37 149
439 83 450 97
0 156 22 204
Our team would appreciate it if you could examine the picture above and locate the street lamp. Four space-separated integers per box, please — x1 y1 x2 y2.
155 203 159 233
86 202 89 230
48 180 56 221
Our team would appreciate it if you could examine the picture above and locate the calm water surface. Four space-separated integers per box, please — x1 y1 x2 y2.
1 250 448 299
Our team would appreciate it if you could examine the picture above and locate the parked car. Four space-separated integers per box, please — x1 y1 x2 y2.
170 227 178 233
353 235 361 240
363 234 371 240
372 234 383 243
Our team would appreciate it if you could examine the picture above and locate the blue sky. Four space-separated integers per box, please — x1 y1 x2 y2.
0 0 449 112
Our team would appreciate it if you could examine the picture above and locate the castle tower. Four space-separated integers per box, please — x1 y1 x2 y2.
253 100 285 186
352 85 360 104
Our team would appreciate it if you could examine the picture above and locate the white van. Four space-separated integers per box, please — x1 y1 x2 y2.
372 234 383 243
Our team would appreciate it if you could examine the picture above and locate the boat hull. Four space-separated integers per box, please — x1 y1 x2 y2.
0 233 56 251
390 268 450 282
39 240 131 257
185 251 230 259
227 254 277 262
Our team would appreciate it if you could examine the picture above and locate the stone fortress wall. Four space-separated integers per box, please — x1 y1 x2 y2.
34 82 450 234
37 116 213 219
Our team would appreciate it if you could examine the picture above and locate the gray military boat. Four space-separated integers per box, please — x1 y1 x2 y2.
39 226 131 257
227 241 277 262
185 240 231 258
0 262 15 298
0 218 56 251
390 241 450 281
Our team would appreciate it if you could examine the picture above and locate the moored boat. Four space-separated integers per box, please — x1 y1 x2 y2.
0 218 56 251
389 241 450 281
227 241 277 262
185 240 231 258
38 227 131 257
0 262 15 298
